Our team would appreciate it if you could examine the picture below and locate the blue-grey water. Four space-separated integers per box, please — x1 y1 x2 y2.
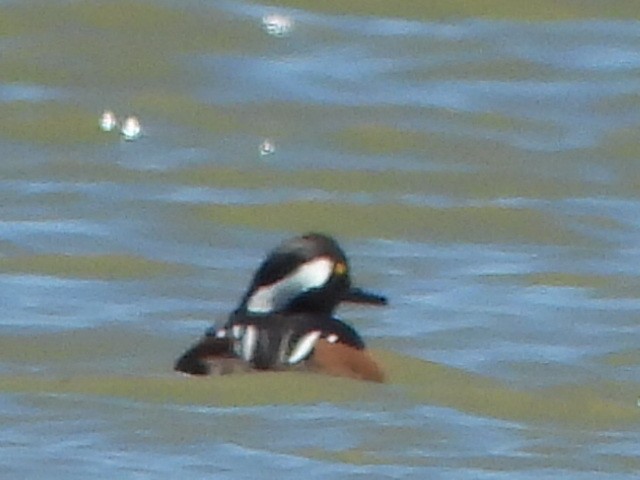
1 1 639 479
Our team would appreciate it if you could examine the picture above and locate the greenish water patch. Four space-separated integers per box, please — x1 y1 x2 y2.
598 349 640 368
378 350 640 430
601 129 640 193
503 272 640 300
134 93 246 136
0 1 264 88
0 328 172 368
32 158 603 202
39 157 155 184
604 127 640 161
527 272 613 290
0 254 187 280
0 372 381 407
191 201 593 245
0 102 105 145
335 124 431 156
413 58 563 83
0 1 251 51
334 119 560 160
299 447 406 467
265 0 639 20
1 334 636 429
331 123 613 190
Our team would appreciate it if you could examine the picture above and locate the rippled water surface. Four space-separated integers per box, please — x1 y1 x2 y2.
1 1 639 478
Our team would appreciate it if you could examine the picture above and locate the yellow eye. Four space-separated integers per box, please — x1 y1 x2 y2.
334 262 347 275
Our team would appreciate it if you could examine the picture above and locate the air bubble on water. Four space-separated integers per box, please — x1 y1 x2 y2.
262 14 294 37
99 110 118 132
120 115 142 141
259 139 276 157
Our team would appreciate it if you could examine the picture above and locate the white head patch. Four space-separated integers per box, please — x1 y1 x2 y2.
247 257 334 313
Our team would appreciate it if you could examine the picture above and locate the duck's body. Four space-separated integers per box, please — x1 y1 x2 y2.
174 313 385 382
174 233 387 383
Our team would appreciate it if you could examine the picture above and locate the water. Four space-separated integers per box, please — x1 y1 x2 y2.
1 1 639 478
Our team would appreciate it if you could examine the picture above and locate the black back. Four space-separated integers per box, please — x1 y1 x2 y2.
227 311 366 370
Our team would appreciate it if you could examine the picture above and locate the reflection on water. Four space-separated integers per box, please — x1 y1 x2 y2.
1 0 639 478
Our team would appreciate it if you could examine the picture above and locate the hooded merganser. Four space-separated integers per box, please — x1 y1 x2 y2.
174 233 386 382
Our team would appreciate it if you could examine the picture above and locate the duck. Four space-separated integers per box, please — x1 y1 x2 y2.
174 233 387 383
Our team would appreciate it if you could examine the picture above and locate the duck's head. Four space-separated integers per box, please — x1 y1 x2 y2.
236 232 387 316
